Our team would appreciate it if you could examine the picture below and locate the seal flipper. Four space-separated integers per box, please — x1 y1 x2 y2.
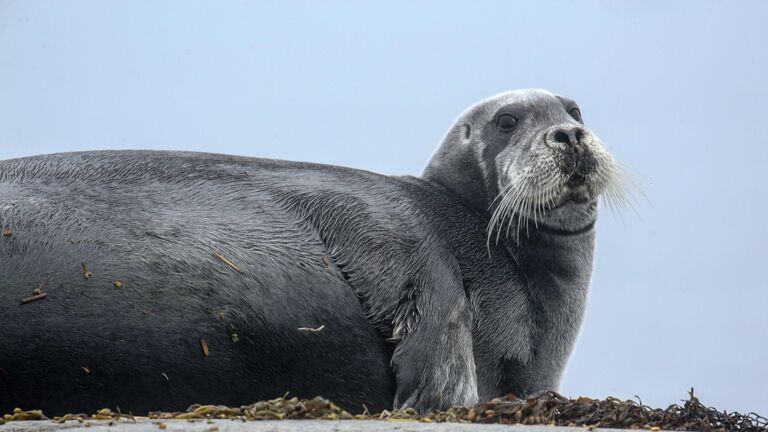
390 244 479 413
268 172 480 413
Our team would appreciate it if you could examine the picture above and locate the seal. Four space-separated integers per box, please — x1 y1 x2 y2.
0 89 627 416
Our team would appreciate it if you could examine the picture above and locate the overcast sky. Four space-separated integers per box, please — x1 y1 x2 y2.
1 0 766 414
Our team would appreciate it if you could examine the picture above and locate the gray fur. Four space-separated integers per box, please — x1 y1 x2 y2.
0 89 620 415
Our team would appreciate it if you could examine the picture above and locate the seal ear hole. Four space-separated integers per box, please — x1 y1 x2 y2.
463 124 471 140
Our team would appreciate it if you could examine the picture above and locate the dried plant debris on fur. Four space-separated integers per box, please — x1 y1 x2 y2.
2 390 766 431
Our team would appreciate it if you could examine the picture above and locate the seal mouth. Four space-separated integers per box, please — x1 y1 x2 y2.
551 185 591 209
566 174 590 203
548 175 592 208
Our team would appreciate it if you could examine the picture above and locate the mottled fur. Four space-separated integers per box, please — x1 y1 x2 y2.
0 89 615 415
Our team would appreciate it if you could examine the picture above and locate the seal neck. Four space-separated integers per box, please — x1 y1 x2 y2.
502 223 595 317
422 172 490 213
421 151 494 214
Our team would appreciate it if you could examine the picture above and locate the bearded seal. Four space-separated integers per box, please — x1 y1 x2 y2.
0 89 626 416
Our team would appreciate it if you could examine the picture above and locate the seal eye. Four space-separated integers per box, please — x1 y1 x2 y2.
496 114 518 132
569 107 582 122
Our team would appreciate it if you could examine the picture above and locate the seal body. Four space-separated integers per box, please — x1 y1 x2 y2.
0 90 619 415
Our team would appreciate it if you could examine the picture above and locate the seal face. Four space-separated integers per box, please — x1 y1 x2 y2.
423 89 622 239
0 90 626 415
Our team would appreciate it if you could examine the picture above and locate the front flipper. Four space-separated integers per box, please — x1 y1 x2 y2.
390 253 478 413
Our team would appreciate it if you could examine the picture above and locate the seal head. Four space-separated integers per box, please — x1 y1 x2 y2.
423 89 622 239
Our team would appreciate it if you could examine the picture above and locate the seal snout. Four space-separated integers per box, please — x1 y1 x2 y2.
550 126 585 149
546 125 597 178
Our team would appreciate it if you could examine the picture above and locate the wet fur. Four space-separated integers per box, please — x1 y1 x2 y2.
0 90 615 415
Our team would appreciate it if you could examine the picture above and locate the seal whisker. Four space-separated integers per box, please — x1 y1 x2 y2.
532 185 543 229
597 163 643 220
498 185 521 242
513 181 533 240
517 192 532 241
488 183 512 243
495 184 516 241
491 177 528 244
489 168 569 244
614 163 647 204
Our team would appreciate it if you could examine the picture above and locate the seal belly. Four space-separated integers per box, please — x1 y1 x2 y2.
0 154 395 415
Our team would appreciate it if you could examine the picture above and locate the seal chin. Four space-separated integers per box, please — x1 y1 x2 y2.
537 189 599 235
567 184 591 204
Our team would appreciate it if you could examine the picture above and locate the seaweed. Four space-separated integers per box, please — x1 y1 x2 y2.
2 389 766 431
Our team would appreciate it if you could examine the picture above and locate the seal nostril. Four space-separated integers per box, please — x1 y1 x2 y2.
553 131 570 145
575 129 585 143
551 127 585 147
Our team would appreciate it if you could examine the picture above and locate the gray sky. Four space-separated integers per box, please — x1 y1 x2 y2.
1 0 766 414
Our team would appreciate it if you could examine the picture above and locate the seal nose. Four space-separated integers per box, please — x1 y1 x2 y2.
549 125 588 166
551 126 585 148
